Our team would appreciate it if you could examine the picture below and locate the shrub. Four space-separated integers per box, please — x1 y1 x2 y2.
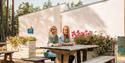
72 30 117 56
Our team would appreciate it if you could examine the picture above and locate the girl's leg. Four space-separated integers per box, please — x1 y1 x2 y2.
50 57 56 61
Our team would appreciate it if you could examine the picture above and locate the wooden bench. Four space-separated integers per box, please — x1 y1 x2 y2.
82 56 115 63
0 51 16 63
22 57 49 63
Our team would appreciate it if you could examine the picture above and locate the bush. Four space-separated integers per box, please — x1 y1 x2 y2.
72 30 117 56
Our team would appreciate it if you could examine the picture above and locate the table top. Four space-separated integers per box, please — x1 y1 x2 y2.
37 45 98 51
0 50 17 54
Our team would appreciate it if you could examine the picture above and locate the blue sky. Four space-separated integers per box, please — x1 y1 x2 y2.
9 0 101 12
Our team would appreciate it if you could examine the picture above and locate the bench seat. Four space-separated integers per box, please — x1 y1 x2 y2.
82 56 115 63
22 57 49 63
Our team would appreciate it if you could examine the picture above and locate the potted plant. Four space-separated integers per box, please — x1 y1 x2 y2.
7 36 36 58
7 36 36 50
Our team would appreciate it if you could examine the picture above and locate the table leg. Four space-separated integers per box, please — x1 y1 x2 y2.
82 49 87 61
63 54 69 63
61 55 64 63
77 50 81 63
56 54 62 63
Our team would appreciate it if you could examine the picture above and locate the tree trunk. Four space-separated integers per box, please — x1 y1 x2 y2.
5 0 9 37
12 0 15 36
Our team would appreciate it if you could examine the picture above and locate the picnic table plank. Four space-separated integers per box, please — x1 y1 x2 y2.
22 57 49 63
37 45 98 51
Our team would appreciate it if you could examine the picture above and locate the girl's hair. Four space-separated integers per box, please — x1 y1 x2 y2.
63 26 70 42
49 26 57 34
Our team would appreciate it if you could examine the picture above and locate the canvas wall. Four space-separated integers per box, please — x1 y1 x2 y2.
61 0 124 37
19 4 67 47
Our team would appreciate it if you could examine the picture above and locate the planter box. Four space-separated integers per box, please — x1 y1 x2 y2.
7 41 36 59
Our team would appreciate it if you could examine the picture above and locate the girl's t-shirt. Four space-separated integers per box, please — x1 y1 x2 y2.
59 33 70 43
48 34 58 44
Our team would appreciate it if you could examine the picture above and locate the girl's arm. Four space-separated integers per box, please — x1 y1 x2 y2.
62 42 75 46
48 35 54 46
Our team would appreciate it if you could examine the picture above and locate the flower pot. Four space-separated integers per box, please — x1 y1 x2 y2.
7 41 36 59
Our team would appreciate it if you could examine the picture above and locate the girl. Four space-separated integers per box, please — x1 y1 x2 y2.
44 26 60 61
59 26 75 63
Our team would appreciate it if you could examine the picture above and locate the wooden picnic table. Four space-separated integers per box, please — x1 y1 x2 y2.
37 45 98 63
0 50 16 63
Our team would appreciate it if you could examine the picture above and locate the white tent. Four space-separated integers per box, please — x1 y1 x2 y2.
19 4 68 47
61 0 124 37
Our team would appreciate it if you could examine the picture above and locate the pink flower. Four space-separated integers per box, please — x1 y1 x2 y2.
80 32 83 35
77 30 80 33
72 31 76 37
76 30 80 36
85 30 88 33
88 31 93 35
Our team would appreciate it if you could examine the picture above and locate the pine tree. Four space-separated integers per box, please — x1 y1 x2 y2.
77 0 83 6
47 0 52 8
71 2 74 8
0 0 7 41
66 3 70 9
42 2 47 9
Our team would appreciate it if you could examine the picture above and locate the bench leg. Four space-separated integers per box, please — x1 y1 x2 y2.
3 53 14 63
9 53 12 61
4 53 8 61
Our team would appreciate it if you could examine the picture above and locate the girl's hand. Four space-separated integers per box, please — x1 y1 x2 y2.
53 43 62 47
72 42 76 46
48 43 54 47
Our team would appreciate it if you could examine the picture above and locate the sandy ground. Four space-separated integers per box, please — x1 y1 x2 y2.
117 56 125 63
0 55 124 63
0 45 124 63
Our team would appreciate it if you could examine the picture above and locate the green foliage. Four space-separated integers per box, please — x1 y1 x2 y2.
66 0 83 9
16 2 41 16
8 36 36 48
42 0 52 9
0 0 7 41
73 30 117 56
